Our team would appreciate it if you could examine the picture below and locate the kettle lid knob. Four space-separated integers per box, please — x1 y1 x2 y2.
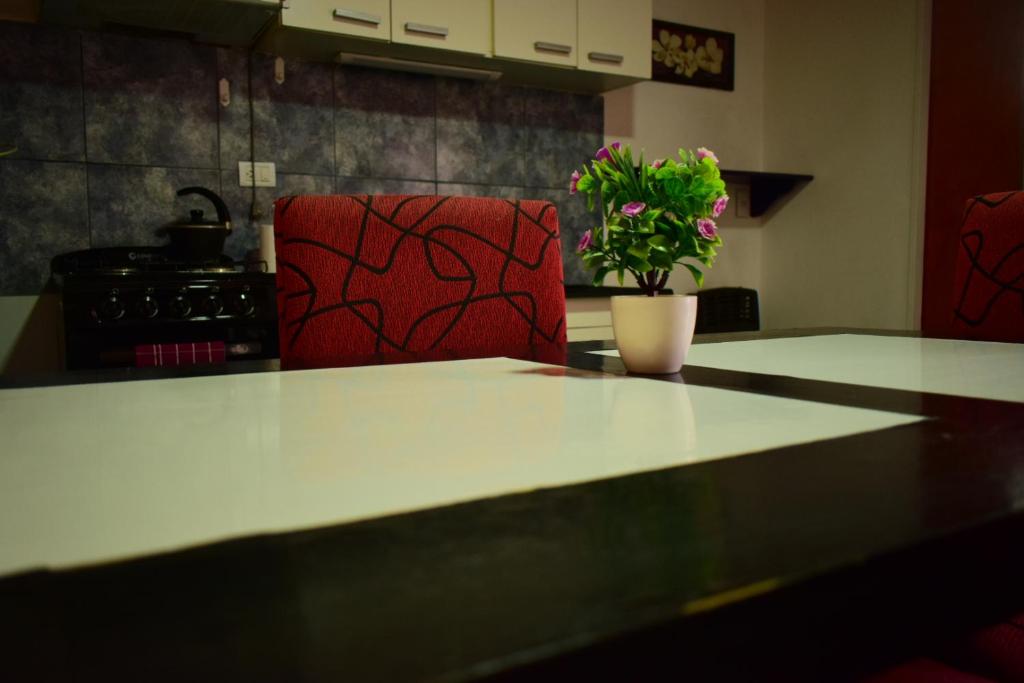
190 209 205 222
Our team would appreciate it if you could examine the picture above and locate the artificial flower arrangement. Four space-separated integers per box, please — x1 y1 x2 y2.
570 141 728 296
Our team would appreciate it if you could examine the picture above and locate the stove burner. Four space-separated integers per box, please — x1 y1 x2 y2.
51 246 257 277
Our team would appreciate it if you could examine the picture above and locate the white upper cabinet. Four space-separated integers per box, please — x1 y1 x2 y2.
281 0 391 41
391 0 491 56
577 0 652 78
493 0 577 68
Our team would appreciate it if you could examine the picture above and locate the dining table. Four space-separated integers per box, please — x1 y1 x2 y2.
1 328 1023 682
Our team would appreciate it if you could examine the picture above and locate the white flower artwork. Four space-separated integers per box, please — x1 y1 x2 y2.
650 21 734 91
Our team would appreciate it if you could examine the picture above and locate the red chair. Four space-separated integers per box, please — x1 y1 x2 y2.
272 194 567 369
951 191 1024 342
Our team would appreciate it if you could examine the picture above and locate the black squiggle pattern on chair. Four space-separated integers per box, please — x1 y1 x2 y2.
272 194 567 366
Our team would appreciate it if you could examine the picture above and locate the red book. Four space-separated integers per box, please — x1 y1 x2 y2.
135 342 226 367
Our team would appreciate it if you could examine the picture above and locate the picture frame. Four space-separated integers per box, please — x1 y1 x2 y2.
651 20 735 91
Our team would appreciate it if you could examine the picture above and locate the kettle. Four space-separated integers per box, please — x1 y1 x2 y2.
159 187 233 262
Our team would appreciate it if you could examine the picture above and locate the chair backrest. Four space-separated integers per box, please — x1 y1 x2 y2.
273 194 567 368
951 191 1024 342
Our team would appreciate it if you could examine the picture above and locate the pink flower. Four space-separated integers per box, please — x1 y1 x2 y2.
595 141 621 162
577 230 593 252
712 194 729 218
651 159 665 169
569 170 580 195
697 218 718 240
696 147 719 164
621 201 646 218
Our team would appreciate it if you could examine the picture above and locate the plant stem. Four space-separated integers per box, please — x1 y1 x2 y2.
656 271 670 292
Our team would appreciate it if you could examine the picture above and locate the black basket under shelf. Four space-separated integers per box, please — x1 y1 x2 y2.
693 287 760 334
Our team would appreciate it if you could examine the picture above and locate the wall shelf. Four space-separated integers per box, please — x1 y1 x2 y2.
720 170 814 218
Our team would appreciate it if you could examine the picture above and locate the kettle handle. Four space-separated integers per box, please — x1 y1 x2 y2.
177 187 232 228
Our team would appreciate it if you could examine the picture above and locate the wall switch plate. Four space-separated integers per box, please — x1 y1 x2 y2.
254 162 276 187
238 161 277 187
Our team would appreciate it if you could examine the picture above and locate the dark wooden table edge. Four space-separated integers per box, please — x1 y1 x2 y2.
3 328 1024 682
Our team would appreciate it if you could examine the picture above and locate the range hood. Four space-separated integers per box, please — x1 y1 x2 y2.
40 0 279 47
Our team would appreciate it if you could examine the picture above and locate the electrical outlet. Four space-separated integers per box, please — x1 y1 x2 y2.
238 161 277 187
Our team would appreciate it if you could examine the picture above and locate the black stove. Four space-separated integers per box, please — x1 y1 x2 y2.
53 247 279 370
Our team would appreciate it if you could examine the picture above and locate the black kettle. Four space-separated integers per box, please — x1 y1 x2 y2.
160 187 233 262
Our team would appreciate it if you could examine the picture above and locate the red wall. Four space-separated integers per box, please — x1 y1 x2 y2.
922 0 1024 335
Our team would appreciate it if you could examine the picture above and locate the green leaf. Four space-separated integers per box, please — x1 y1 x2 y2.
592 266 611 286
648 234 671 251
683 263 704 288
616 266 625 286
627 243 650 259
648 250 674 269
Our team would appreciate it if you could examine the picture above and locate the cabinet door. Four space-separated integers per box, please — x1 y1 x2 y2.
391 0 491 56
281 0 390 41
578 0 651 78
493 0 576 68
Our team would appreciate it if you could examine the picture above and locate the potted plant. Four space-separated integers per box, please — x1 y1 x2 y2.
570 142 728 373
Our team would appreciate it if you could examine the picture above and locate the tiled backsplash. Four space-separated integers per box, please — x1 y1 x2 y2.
0 20 603 296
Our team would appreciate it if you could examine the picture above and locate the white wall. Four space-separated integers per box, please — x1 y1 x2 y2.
602 0 929 332
760 0 929 330
604 0 767 298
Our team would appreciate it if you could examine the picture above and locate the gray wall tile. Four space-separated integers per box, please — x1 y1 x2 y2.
523 90 603 189
337 177 436 195
0 20 605 294
221 172 334 259
82 32 218 168
335 66 436 180
0 23 85 161
217 48 252 170
0 160 89 294
531 187 602 286
251 53 334 176
436 79 525 185
88 165 221 248
436 183 523 200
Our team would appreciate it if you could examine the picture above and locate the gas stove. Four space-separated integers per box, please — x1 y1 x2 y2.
52 247 279 370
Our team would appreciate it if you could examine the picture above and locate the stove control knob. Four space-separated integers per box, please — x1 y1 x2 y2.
136 295 159 319
168 295 192 319
201 294 224 317
97 293 125 322
233 292 256 317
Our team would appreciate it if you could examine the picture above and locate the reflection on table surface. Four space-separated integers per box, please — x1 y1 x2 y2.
0 356 920 577
591 334 1024 403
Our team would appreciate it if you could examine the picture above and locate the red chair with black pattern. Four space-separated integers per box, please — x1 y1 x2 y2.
272 194 567 369
951 191 1024 342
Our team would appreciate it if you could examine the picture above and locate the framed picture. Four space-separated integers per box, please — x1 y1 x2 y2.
651 20 735 91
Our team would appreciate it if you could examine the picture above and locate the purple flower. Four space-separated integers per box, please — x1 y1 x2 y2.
577 230 593 253
595 141 621 162
651 159 665 169
697 218 718 240
621 201 646 218
696 147 719 164
569 170 580 195
712 194 729 218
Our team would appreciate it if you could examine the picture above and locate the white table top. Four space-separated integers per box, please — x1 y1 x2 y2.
0 357 921 577
592 334 1024 403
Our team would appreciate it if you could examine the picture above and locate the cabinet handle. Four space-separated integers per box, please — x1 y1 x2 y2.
588 51 624 64
332 8 382 25
405 22 449 37
534 41 572 55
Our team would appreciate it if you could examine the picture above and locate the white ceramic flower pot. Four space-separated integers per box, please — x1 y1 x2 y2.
610 294 698 374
